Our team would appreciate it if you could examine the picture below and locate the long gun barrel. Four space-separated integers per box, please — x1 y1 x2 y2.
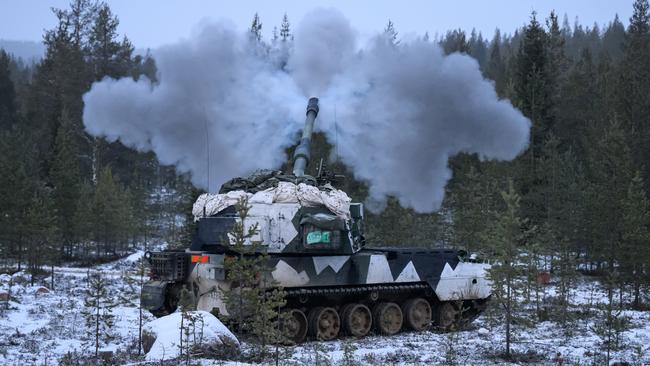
292 97 319 176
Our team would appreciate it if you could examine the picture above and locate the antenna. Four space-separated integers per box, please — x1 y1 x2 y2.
203 107 210 192
334 102 339 161
318 158 324 177
202 107 211 219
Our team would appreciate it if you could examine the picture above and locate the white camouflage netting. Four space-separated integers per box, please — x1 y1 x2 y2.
192 182 351 221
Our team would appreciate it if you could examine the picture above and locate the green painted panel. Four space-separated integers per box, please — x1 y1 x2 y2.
307 231 331 244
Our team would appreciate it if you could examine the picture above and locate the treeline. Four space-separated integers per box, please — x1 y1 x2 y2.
326 1 650 311
0 0 192 272
1 0 650 312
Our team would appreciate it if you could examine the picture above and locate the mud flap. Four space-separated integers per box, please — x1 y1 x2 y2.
141 281 168 314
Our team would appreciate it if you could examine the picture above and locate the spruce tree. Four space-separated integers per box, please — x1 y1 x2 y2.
280 13 291 42
384 19 399 45
486 29 506 95
515 11 550 144
468 29 488 66
0 127 38 270
250 13 263 42
441 29 470 54
452 167 489 253
0 50 16 130
602 15 626 60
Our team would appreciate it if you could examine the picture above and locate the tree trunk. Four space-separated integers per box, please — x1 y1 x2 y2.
138 271 143 355
95 298 100 358
506 273 511 359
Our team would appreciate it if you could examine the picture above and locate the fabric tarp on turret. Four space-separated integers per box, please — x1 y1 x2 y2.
192 181 351 221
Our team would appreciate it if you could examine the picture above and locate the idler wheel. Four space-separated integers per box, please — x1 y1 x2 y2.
341 303 372 337
308 306 340 340
437 302 460 330
281 309 308 344
373 302 403 335
402 298 432 331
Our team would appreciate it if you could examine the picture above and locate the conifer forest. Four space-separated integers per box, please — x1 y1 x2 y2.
1 1 650 365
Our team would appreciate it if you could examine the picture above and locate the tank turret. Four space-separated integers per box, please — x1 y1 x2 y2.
188 97 360 255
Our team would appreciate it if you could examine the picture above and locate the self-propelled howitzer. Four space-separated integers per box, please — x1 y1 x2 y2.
141 97 492 342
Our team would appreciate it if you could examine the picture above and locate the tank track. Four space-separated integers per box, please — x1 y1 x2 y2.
276 282 489 343
284 282 430 297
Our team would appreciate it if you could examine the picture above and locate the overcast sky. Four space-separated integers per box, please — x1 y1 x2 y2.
0 0 633 48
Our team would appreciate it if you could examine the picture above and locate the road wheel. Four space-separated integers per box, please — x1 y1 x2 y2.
281 309 308 344
341 303 372 337
403 298 432 331
308 306 340 340
437 302 460 330
373 302 403 335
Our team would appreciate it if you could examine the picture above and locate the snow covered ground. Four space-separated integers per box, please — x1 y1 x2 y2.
1 252 650 365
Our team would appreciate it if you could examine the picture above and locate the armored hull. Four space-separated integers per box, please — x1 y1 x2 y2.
142 98 492 342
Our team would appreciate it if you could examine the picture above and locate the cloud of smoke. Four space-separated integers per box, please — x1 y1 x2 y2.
83 9 529 212
316 36 530 212
83 21 304 192
287 8 356 96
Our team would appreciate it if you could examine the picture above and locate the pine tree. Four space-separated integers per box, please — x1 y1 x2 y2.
93 167 133 258
74 182 95 259
619 0 650 192
483 180 526 359
82 270 116 359
119 257 148 354
620 172 650 308
0 127 38 270
540 137 584 324
51 108 81 258
178 286 198 365
88 3 133 80
24 186 57 286
584 119 634 270
223 197 286 353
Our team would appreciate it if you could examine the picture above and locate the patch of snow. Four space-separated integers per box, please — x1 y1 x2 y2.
143 310 239 361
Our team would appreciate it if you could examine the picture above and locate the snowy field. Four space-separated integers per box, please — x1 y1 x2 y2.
1 252 650 366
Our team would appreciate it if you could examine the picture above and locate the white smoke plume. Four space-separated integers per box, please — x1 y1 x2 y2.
83 8 530 212
83 21 304 192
